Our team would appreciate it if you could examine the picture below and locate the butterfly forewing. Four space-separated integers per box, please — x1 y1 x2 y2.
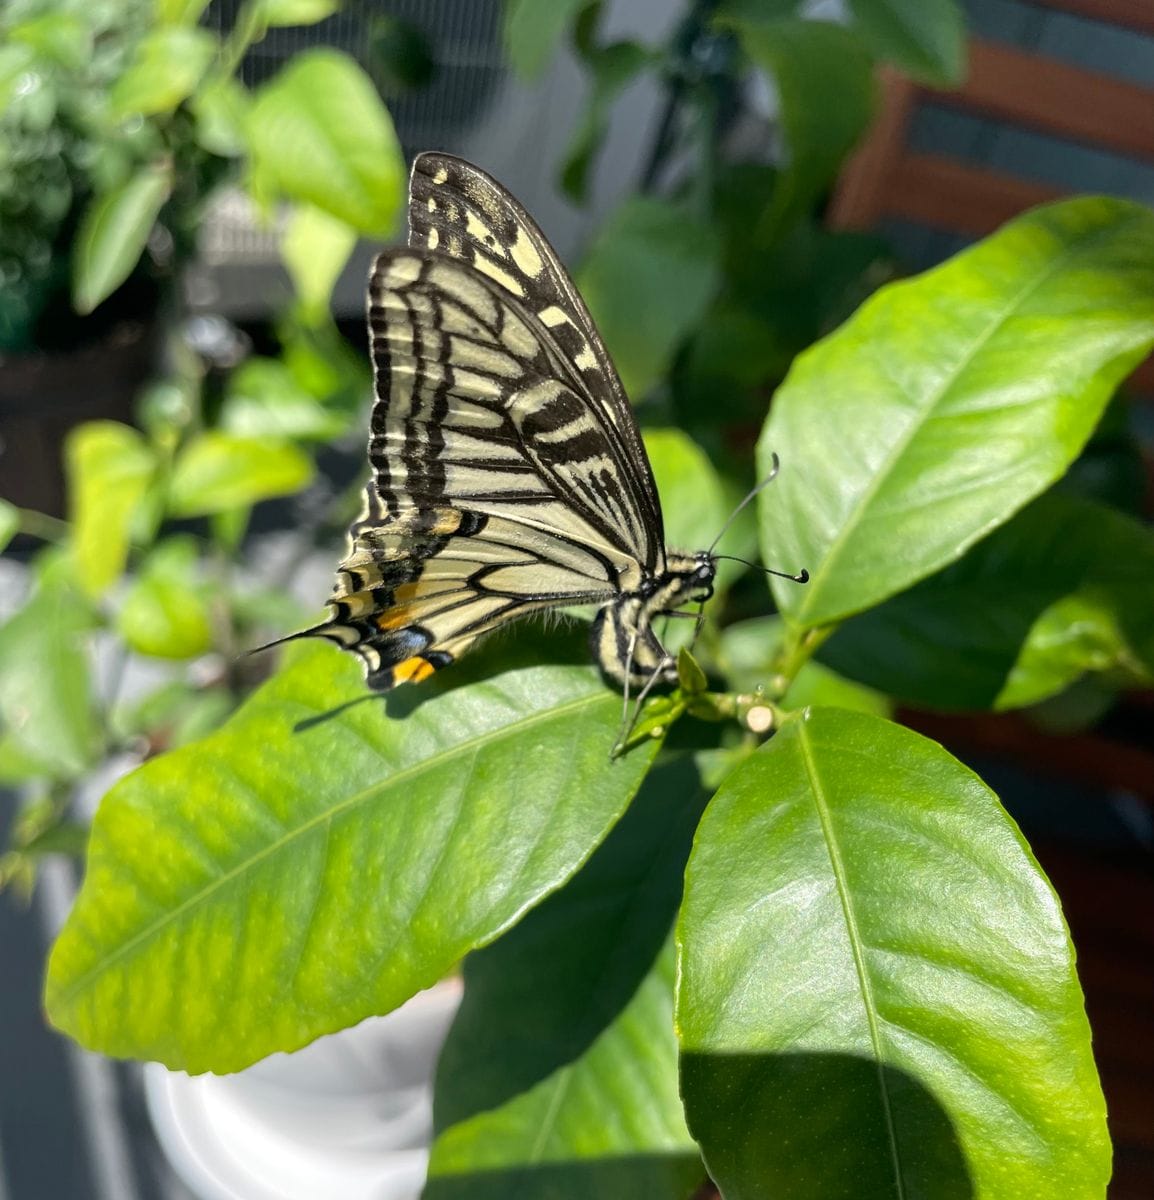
408 153 665 563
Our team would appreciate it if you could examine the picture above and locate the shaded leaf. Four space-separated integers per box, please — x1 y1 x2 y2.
725 17 875 239
822 492 1154 711
367 15 435 93
427 939 702 1200
718 617 890 716
117 537 214 660
561 39 649 203
66 421 156 598
578 199 721 400
678 708 1109 1198
434 760 706 1129
759 197 1154 629
247 49 405 236
281 204 357 322
109 27 217 118
46 634 661 1072
73 161 173 314
847 0 966 86
503 0 593 79
167 431 312 517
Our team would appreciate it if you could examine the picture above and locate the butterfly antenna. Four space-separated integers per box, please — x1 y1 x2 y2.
713 555 809 585
707 452 782 555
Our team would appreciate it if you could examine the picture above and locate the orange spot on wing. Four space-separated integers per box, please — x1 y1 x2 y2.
391 656 436 685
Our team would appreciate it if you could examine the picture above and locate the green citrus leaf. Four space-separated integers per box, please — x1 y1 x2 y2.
822 491 1154 711
503 0 593 79
677 708 1109 1198
427 762 706 1198
281 203 357 322
428 938 701 1200
109 27 217 117
725 17 875 239
167 431 312 516
259 0 340 27
220 357 347 441
847 0 965 85
760 197 1154 629
579 198 722 401
0 580 99 779
65 421 156 598
116 537 214 660
0 500 19 554
247 49 405 236
46 635 661 1072
72 161 173 314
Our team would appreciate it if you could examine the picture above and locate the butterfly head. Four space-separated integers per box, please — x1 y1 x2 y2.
657 550 717 607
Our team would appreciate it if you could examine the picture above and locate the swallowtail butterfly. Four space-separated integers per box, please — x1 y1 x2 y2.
297 153 792 698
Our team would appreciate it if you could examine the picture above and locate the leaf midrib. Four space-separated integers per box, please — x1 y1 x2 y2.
796 719 905 1200
793 216 1137 626
54 689 608 1007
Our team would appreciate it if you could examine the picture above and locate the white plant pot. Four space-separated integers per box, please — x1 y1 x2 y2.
144 980 463 1200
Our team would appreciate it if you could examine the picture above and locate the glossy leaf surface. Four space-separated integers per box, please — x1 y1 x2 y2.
47 637 660 1072
760 198 1154 628
73 162 172 314
823 491 1154 710
247 50 404 236
678 708 1108 1198
0 501 17 554
66 421 156 598
579 198 721 401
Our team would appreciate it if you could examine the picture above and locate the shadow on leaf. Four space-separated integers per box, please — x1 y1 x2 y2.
680 1050 974 1198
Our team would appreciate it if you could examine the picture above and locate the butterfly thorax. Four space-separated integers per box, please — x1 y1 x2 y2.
590 550 716 689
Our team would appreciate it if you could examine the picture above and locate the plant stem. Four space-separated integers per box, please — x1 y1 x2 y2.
16 508 70 543
769 623 836 699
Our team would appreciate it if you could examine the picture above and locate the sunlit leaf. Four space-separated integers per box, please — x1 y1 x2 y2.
0 500 18 554
678 708 1109 1198
281 204 357 322
822 492 1154 711
73 161 173 314
247 50 405 236
117 537 214 660
579 199 721 400
46 635 661 1072
191 76 250 157
167 431 312 517
760 197 1154 629
109 27 216 118
66 421 156 598
220 356 346 441
259 0 339 27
